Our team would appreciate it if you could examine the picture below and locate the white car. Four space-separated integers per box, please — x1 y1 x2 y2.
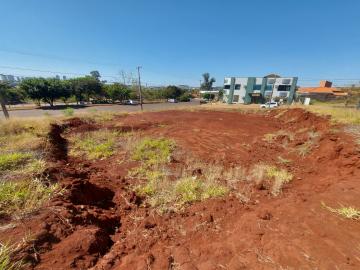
124 99 139 105
260 101 279 109
167 98 178 103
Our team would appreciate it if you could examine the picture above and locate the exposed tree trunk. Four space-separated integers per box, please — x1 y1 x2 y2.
0 95 9 119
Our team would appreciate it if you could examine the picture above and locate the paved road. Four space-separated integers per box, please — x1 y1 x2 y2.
0 100 200 119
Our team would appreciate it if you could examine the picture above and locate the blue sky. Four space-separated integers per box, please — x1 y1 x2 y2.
0 0 359 86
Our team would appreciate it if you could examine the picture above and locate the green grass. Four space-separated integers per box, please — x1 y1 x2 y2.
69 130 120 160
322 202 360 220
0 243 23 270
0 153 32 172
132 138 175 165
0 179 58 218
62 107 75 117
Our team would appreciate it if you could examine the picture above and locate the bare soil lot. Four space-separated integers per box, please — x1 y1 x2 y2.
1 108 360 269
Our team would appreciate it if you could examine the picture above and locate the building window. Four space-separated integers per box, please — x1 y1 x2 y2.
253 84 262 90
267 78 275 84
282 79 291 84
235 84 241 90
233 95 239 102
264 91 272 97
224 85 230 89
265 84 273 91
278 85 291 91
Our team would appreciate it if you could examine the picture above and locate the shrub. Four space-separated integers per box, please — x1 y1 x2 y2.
178 93 191 102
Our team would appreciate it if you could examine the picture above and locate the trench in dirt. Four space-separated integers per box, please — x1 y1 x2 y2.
2 108 360 270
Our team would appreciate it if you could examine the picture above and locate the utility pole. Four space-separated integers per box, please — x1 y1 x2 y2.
137 66 143 111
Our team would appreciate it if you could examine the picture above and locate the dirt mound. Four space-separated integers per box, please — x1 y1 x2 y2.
35 227 112 270
47 123 67 161
2 108 360 270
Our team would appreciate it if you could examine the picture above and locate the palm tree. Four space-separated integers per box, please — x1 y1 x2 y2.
201 73 216 90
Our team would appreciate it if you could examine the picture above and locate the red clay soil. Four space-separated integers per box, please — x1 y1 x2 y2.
1 108 360 270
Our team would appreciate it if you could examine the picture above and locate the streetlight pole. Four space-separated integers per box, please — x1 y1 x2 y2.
137 66 143 111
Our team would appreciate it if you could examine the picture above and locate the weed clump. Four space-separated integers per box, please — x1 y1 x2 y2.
322 202 360 220
251 164 293 196
70 130 120 159
132 138 175 165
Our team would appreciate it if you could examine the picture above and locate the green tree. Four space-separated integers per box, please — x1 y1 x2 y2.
90 70 101 81
203 93 215 100
20 78 70 107
163 85 184 99
1 87 26 105
69 76 102 103
104 83 131 103
201 73 216 90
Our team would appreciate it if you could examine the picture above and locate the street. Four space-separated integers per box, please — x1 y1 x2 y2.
0 100 201 119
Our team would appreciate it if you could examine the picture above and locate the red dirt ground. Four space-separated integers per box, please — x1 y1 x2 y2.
1 108 360 270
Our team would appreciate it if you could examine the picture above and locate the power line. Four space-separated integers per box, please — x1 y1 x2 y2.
0 48 120 67
0 65 119 80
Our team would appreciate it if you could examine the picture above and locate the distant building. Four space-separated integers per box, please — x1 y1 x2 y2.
223 75 298 104
297 81 348 100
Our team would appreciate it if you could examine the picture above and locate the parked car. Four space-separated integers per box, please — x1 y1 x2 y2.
260 101 279 109
124 99 139 105
167 98 178 103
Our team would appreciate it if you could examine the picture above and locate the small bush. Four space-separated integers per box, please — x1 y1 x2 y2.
0 179 58 217
62 107 75 117
132 138 175 165
0 153 32 171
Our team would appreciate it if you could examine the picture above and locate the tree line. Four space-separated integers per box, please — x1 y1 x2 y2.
0 71 193 107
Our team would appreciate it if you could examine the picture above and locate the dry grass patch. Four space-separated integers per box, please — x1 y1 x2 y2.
251 165 293 196
263 130 295 143
322 202 360 220
307 105 360 125
130 140 229 212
